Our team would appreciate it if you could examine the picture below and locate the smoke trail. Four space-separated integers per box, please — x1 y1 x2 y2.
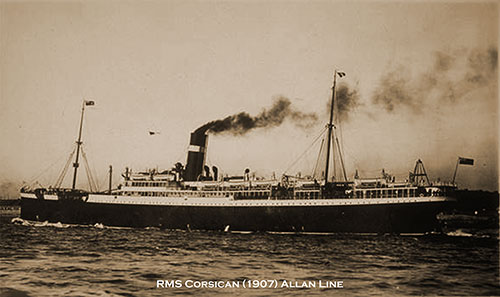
372 66 420 113
464 47 497 87
372 47 498 112
196 97 318 135
330 83 361 121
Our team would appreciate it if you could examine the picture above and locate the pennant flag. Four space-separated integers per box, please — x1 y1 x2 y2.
337 72 346 78
458 157 474 165
149 131 160 135
85 100 95 106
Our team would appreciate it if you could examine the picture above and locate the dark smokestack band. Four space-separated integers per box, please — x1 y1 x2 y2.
184 132 208 181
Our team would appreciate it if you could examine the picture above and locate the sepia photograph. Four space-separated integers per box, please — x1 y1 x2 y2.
0 0 498 296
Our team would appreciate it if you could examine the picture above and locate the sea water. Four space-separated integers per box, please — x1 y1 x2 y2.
0 217 498 296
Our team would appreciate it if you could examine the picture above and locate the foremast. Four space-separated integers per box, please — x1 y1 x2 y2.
71 100 94 190
324 70 347 184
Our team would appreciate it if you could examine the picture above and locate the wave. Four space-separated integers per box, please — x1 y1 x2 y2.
445 229 494 239
11 217 70 228
446 229 474 237
10 217 107 230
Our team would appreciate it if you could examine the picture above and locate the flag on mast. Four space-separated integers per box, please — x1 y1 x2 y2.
85 100 95 106
458 157 474 165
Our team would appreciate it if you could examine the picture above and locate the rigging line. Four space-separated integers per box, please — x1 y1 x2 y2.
329 128 336 180
335 136 348 181
81 145 101 190
96 168 111 192
312 137 325 178
337 120 352 168
283 126 327 175
83 161 94 192
54 148 76 188
53 150 71 187
332 125 344 180
81 148 97 191
331 125 341 180
337 119 360 167
85 152 98 191
80 149 92 191
83 156 95 192
87 149 101 190
26 146 76 186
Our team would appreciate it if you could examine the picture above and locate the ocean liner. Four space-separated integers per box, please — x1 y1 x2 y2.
20 71 458 233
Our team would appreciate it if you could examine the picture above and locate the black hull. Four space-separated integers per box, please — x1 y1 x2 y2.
20 198 452 233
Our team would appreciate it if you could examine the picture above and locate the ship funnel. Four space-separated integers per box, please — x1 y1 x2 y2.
184 131 208 181
204 165 211 178
212 166 219 181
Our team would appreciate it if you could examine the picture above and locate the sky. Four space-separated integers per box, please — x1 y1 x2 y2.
0 0 498 194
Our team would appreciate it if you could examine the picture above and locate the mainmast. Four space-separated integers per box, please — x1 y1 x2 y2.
324 70 345 183
71 100 94 190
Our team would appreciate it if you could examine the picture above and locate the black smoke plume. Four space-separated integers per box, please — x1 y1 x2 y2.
372 67 417 112
196 97 318 135
372 47 498 112
326 83 361 121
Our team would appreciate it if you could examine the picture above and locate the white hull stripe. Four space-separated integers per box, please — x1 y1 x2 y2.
21 193 453 207
21 193 37 199
21 193 58 200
